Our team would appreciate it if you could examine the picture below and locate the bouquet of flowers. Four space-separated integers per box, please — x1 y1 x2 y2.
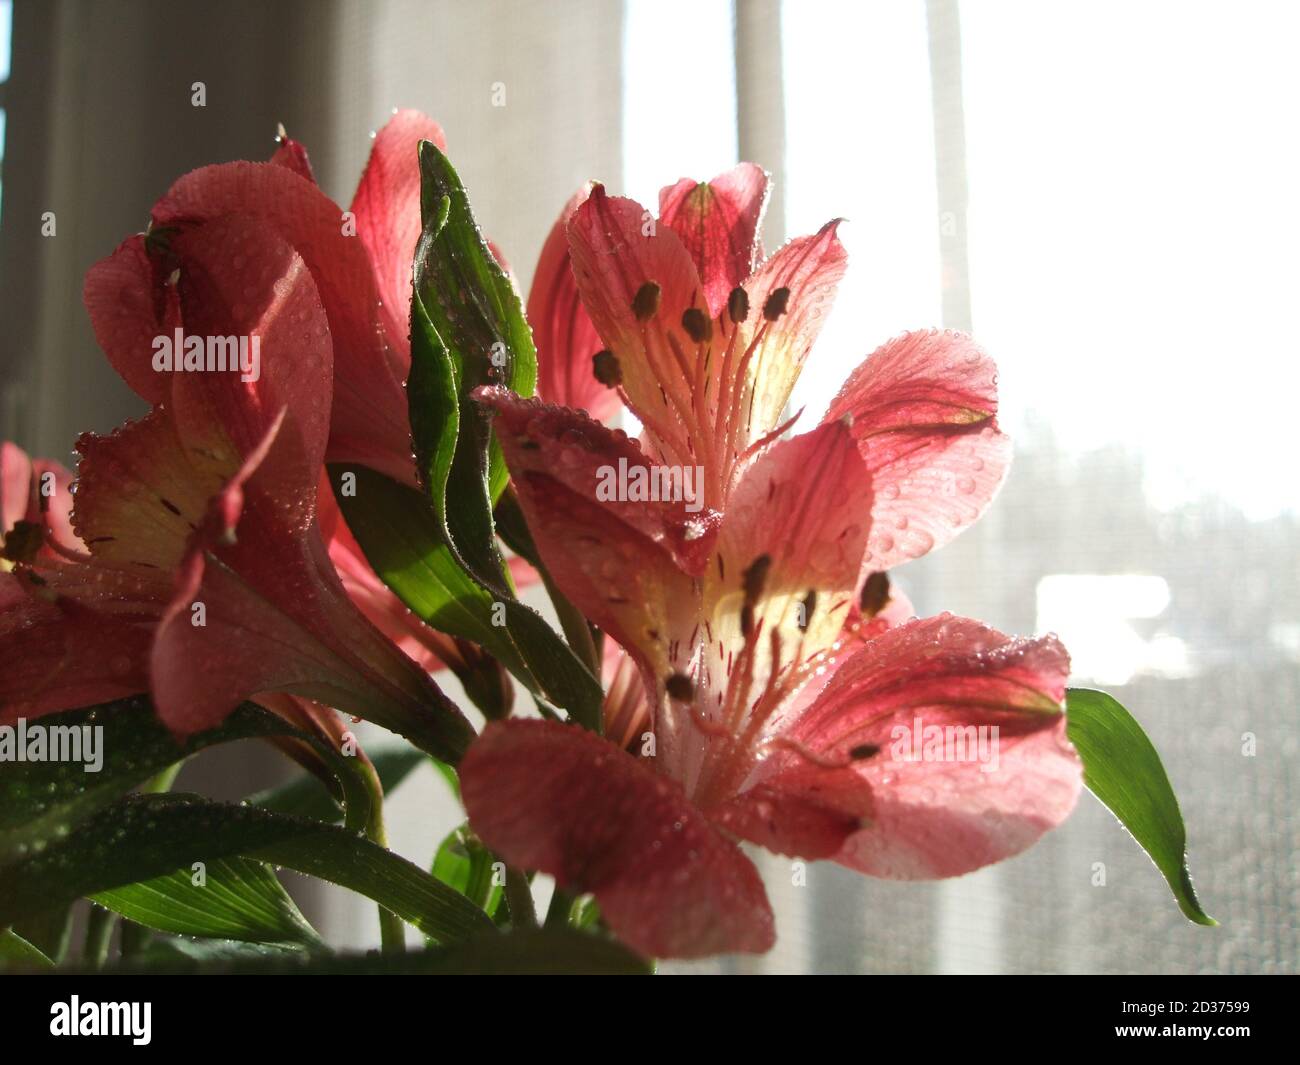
0 111 1211 973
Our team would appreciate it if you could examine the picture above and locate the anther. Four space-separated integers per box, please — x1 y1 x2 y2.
762 286 791 321
727 286 750 324
859 571 891 618
592 349 623 387
665 672 695 701
681 307 712 343
632 281 661 321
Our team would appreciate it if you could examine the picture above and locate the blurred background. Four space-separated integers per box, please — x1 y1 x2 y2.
0 0 1295 973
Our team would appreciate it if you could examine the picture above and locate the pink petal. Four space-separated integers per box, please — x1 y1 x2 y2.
0 573 151 724
350 109 447 358
719 221 847 462
658 163 769 317
269 134 316 183
528 185 620 420
2 442 33 536
565 186 709 474
82 235 175 406
477 388 713 677
824 329 1012 572
151 161 414 483
713 420 871 665
461 718 775 958
773 614 1081 879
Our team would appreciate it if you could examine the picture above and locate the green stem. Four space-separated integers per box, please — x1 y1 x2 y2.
142 761 183 794
504 868 537 929
545 886 575 928
357 757 406 954
83 905 117 969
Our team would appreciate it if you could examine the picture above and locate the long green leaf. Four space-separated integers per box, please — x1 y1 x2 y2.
1066 688 1215 925
0 929 54 969
0 699 372 868
432 824 502 920
333 465 603 729
0 793 496 944
92 857 323 947
246 744 428 824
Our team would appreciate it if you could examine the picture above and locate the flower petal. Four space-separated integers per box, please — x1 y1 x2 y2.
566 186 709 477
824 329 1012 572
461 718 775 958
477 388 713 677
1 442 33 538
772 614 1081 879
658 163 769 317
528 185 619 420
152 161 414 482
711 420 871 666
350 109 447 356
0 572 151 724
82 235 176 406
718 220 847 465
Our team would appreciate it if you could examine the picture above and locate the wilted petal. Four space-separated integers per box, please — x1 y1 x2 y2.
461 718 775 958
659 163 769 318
824 329 1012 572
529 185 620 420
770 614 1081 879
350 109 448 355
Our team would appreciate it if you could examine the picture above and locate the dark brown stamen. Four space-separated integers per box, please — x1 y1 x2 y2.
632 281 661 321
681 307 712 343
665 672 695 701
728 286 750 324
849 743 880 761
742 553 772 603
592 349 623 387
763 286 791 321
859 571 891 618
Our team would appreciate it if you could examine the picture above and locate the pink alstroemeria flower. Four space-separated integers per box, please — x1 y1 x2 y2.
83 109 443 487
457 170 1081 959
0 218 473 763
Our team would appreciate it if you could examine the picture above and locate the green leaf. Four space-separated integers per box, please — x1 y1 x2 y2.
332 465 603 730
92 857 323 947
432 824 502 919
0 698 374 868
101 928 650 975
0 793 497 944
246 744 428 824
1065 688 1216 925
411 140 537 515
0 929 54 969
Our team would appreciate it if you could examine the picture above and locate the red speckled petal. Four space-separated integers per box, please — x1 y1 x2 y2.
772 614 1081 879
152 160 413 483
82 235 175 406
350 109 447 357
659 162 769 317
824 329 1012 572
476 388 712 677
461 718 774 959
529 185 620 420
